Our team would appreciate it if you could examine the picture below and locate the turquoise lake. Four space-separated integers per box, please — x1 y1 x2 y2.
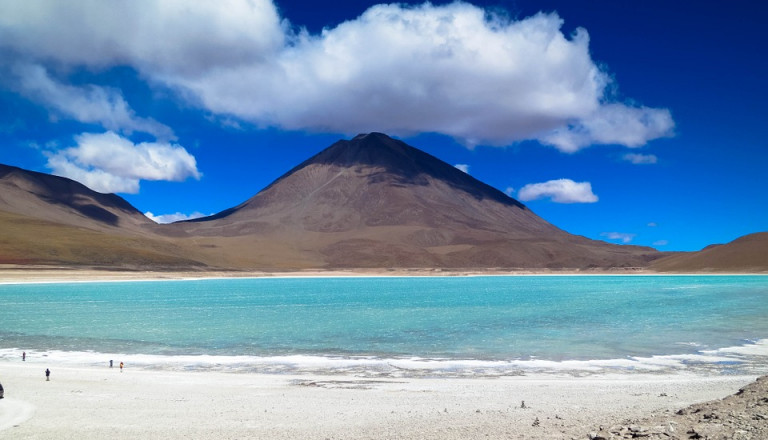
1 275 767 376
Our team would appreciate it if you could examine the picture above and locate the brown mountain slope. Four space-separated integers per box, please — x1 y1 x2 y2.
0 164 155 233
0 210 206 269
0 164 213 269
176 133 661 270
650 232 768 272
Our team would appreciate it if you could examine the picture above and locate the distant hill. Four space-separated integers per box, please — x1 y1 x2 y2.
0 164 207 269
0 164 155 232
176 133 661 270
650 232 768 273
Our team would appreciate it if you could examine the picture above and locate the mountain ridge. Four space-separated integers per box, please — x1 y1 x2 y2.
0 163 155 232
1 133 763 272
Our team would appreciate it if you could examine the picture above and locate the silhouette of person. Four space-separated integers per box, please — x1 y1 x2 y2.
119 361 123 372
110 360 113 368
45 368 50 381
22 352 25 361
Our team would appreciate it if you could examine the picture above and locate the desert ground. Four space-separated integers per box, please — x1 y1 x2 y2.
0 359 764 440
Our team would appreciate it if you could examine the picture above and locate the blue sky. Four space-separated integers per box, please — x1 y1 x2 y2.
0 0 765 251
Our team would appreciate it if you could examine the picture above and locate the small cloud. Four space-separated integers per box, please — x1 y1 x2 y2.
504 187 515 196
145 211 209 224
647 222 658 227
518 179 598 203
46 131 201 194
454 163 470 174
623 153 658 165
601 232 636 244
653 240 669 247
539 104 674 152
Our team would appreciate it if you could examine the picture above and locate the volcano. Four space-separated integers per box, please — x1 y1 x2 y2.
175 133 660 269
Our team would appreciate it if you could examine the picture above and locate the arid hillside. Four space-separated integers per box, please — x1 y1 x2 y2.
650 232 768 273
0 164 208 269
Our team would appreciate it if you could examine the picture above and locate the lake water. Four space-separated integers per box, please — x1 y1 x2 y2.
1 275 767 377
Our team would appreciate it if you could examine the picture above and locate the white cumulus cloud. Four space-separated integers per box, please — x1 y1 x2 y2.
0 1 674 151
46 131 201 193
518 179 598 203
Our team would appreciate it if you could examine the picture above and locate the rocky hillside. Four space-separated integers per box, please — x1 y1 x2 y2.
585 375 768 439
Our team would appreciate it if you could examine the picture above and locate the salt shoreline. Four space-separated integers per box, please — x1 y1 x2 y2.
0 267 765 286
3 340 768 378
0 359 758 439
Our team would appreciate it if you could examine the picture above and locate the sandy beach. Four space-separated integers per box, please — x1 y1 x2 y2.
0 358 758 440
0 266 665 286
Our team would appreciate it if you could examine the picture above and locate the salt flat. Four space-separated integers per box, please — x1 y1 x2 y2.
0 361 756 439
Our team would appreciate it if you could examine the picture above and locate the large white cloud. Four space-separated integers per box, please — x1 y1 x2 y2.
46 131 201 193
518 179 598 203
173 4 622 147
0 0 673 151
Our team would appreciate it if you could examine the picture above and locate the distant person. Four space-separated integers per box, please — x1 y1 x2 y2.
119 361 123 372
22 351 26 361
110 360 113 368
45 368 50 381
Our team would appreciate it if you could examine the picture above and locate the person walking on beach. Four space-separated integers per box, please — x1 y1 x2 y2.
119 361 123 372
22 351 25 361
45 368 50 381
110 360 113 368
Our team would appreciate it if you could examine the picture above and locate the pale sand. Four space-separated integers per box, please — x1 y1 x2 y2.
0 360 756 440
0 266 659 285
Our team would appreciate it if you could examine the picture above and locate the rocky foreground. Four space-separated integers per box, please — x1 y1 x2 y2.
586 376 768 440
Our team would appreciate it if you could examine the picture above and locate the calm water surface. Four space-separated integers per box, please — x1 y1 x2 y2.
1 275 767 376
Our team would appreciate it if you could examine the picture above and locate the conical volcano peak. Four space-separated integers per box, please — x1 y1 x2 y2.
172 132 661 269
301 132 516 205
351 132 391 142
348 132 409 151
310 132 417 170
